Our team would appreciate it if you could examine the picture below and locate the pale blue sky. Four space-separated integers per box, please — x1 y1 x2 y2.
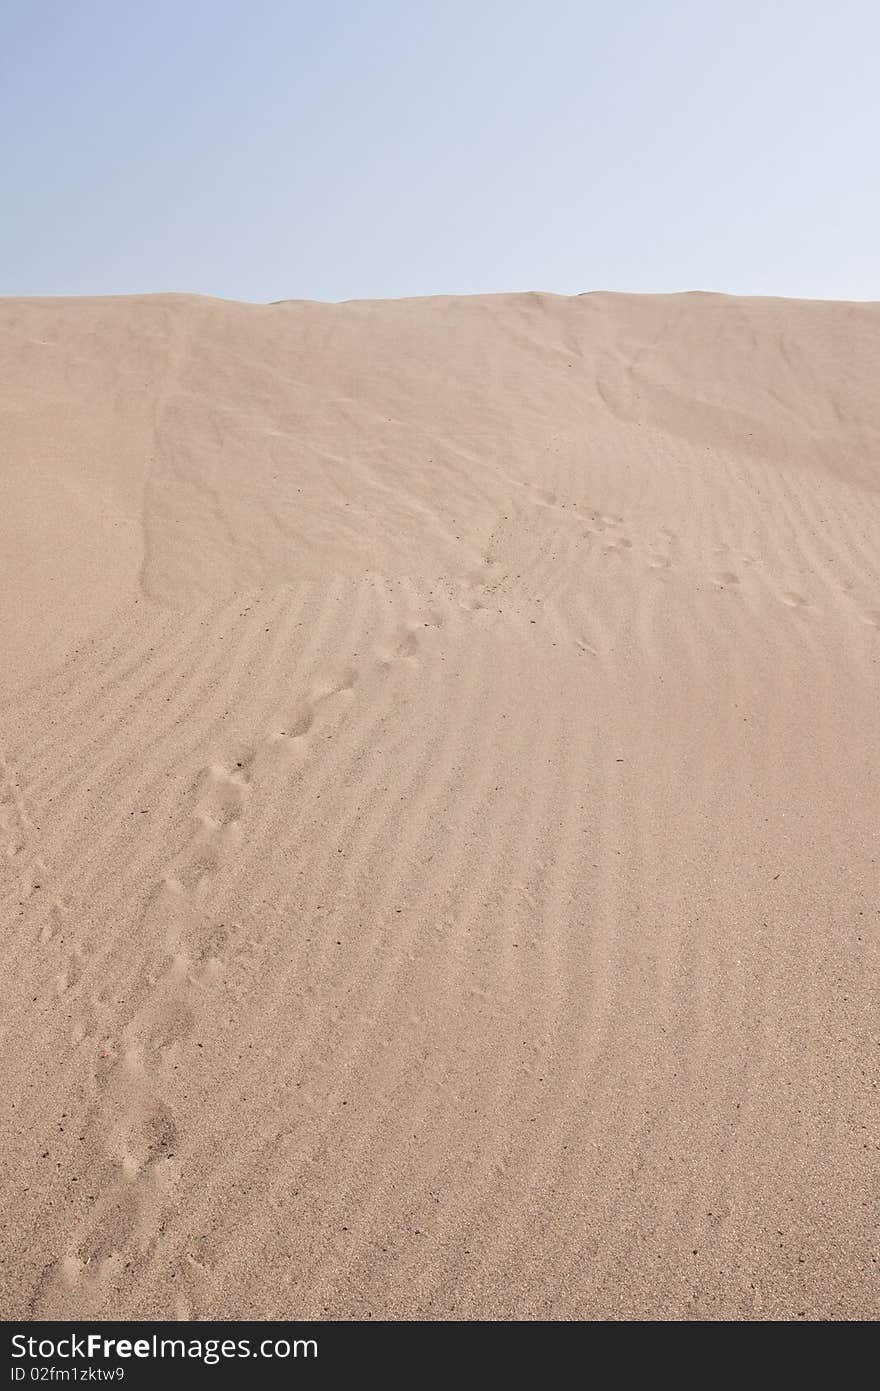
2 1 877 302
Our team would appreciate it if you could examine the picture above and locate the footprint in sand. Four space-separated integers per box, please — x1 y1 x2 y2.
280 702 316 739
195 764 250 828
110 1096 180 1176
391 608 445 661
166 764 252 894
272 669 359 749
23 857 49 898
3 824 26 858
41 894 71 944
460 573 491 611
54 945 84 996
136 992 198 1057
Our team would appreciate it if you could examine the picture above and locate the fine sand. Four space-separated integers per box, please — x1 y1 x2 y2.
0 290 877 1321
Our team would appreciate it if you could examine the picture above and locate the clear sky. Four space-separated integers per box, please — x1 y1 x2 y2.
2 1 877 303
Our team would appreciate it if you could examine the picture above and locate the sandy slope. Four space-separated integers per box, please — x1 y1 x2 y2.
0 290 877 1321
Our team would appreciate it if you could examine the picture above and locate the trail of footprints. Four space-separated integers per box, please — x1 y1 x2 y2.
27 501 879 1310
39 600 448 1314
515 477 635 556
515 478 879 625
1 751 32 861
38 757 258 1314
3 751 73 959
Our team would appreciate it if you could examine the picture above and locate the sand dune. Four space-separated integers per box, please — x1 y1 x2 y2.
0 290 877 1320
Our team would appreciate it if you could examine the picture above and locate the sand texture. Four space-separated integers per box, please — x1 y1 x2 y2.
0 290 877 1320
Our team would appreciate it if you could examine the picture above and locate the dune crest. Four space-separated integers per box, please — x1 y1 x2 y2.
1 290 877 1319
